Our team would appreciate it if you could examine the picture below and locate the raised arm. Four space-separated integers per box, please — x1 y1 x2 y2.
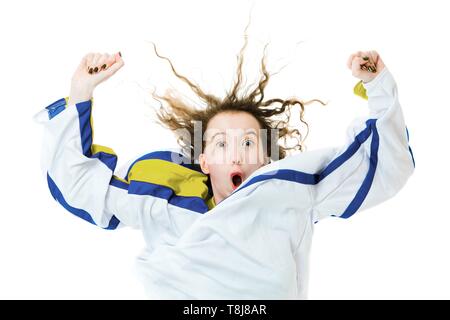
258 51 415 222
35 52 213 238
311 70 414 222
310 51 415 221
35 95 150 229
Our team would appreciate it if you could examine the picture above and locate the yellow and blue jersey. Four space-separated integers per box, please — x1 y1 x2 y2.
35 67 415 299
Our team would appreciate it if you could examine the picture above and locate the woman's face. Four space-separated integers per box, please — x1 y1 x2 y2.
199 111 269 204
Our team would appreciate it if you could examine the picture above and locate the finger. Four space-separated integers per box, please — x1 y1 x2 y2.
89 53 103 73
98 52 121 72
84 53 96 74
352 56 369 73
86 54 97 74
351 51 370 70
362 51 373 62
113 51 122 63
360 52 371 64
367 51 378 73
368 50 380 72
103 53 119 70
361 51 376 73
368 50 378 65
102 54 124 77
103 62 124 80
365 51 376 69
94 53 111 72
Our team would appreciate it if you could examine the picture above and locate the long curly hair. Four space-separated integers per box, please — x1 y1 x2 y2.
150 23 326 164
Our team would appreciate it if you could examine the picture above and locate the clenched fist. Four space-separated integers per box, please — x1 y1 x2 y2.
68 51 125 105
347 50 386 83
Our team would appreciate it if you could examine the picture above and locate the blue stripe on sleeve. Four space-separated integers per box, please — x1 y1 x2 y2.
318 122 372 181
45 98 67 119
76 101 120 172
76 101 94 158
340 120 379 218
92 152 118 172
47 173 120 230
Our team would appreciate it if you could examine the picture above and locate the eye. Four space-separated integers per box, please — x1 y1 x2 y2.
216 141 226 148
243 139 254 147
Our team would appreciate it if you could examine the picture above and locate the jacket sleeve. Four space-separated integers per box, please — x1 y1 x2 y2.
34 97 169 230
310 68 415 221
272 68 415 222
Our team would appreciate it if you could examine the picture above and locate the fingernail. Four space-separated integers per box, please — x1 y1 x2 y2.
367 66 373 72
101 64 107 70
118 51 122 57
88 67 93 74
94 67 98 72
363 56 369 61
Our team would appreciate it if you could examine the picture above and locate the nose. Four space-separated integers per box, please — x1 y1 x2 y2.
230 144 242 165
232 158 241 165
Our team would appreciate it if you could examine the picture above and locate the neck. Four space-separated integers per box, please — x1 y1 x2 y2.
214 194 223 206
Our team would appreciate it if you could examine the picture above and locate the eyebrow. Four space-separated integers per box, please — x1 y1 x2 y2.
209 129 257 141
210 132 225 142
245 130 257 137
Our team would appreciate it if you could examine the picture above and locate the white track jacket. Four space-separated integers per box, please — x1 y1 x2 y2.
35 67 415 299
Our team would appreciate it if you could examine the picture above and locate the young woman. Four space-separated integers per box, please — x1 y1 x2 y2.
35 35 415 299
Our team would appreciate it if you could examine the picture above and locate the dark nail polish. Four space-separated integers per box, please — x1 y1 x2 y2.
363 56 369 61
88 68 93 74
118 51 122 57
94 67 98 72
101 64 107 70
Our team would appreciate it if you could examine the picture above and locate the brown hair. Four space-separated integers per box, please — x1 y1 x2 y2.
150 24 325 164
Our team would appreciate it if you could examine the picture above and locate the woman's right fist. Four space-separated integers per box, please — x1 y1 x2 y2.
68 51 124 105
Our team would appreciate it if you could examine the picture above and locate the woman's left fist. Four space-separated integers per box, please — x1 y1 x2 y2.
347 50 386 83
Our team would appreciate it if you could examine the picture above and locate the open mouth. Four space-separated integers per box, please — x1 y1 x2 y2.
230 172 243 190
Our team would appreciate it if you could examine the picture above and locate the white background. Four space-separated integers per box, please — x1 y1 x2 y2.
1 0 449 299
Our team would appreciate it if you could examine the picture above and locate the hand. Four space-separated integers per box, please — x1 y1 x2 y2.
68 51 125 105
347 50 386 84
